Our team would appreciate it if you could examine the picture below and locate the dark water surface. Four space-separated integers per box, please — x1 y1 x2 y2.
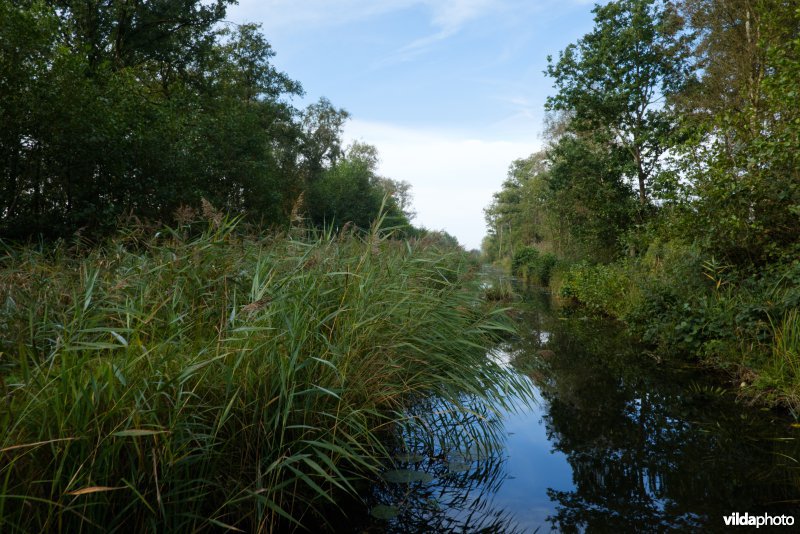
356 288 800 532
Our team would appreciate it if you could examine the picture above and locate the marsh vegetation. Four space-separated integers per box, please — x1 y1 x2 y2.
0 218 532 531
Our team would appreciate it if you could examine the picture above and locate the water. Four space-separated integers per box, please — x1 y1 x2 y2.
356 288 800 532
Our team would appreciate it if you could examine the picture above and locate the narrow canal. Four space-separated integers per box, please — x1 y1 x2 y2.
355 286 800 532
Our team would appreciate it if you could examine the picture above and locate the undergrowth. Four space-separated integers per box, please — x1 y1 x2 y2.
550 240 800 414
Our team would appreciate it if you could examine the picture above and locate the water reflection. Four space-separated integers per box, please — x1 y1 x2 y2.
513 289 800 532
359 395 525 533
357 287 800 532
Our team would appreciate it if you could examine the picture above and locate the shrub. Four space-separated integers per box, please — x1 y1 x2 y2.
511 246 539 275
558 261 638 317
511 247 559 286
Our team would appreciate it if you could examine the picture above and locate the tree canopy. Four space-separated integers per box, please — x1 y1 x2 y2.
545 0 693 207
0 1 420 242
488 0 800 268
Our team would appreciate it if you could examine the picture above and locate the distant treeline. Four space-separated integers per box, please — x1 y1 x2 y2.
485 0 800 409
0 1 419 240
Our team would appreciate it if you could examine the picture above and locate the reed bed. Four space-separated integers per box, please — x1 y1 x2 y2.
0 218 530 532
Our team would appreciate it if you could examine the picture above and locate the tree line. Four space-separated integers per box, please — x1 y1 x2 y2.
485 0 800 407
0 0 417 240
486 0 798 266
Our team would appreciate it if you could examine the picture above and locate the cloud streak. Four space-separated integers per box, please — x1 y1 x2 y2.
386 0 501 62
230 0 602 33
229 0 415 33
232 0 500 55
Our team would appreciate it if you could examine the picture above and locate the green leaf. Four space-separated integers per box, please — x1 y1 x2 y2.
113 429 168 438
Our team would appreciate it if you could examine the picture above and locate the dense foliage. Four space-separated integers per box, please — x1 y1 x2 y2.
0 3 534 531
0 216 530 531
485 0 800 410
0 0 413 240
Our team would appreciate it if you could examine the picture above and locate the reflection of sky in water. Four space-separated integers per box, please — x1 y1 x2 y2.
358 286 800 532
489 335 549 366
364 348 573 532
488 347 515 367
486 343 572 530
494 390 573 531
539 331 550 344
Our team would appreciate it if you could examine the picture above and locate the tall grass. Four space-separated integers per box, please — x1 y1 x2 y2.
773 310 800 377
0 217 530 532
755 309 800 413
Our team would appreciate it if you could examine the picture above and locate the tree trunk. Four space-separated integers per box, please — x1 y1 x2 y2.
633 149 647 205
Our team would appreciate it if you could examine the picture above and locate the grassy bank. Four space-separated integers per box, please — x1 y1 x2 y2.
0 218 529 532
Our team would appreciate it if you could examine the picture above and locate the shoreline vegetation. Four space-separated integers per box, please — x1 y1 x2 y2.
0 3 536 530
1 0 798 527
0 214 532 532
484 0 800 415
505 252 800 413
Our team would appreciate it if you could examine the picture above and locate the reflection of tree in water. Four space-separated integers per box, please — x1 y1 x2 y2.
359 395 526 533
511 294 800 532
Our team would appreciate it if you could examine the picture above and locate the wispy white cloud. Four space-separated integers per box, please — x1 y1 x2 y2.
344 119 539 249
229 0 603 35
489 95 542 131
231 0 502 58
387 0 500 62
229 0 416 33
428 0 495 30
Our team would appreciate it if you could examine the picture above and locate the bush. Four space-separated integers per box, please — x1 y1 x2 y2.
511 246 539 274
558 261 638 317
511 247 559 286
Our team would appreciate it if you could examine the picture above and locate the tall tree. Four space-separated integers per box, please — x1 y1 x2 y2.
52 0 232 74
306 142 411 232
300 97 350 180
674 0 800 263
484 152 551 260
0 1 309 238
546 0 693 206
545 135 638 261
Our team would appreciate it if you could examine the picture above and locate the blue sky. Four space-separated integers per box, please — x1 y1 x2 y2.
227 0 602 250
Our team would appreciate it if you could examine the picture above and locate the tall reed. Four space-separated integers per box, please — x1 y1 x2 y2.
0 218 530 532
757 308 800 413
